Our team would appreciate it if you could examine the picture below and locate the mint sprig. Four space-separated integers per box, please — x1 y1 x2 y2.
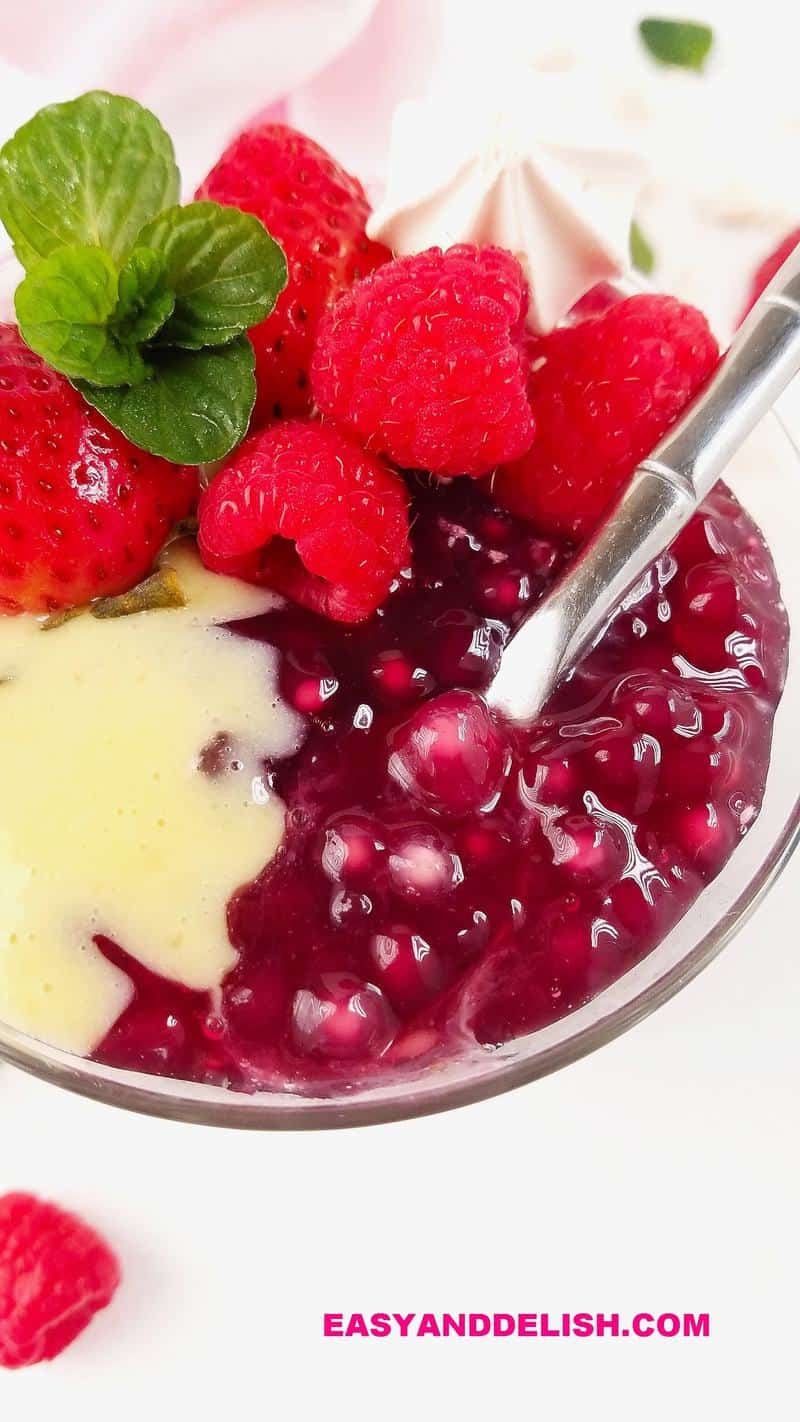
138 202 287 350
638 18 713 71
78 339 256 465
0 91 287 464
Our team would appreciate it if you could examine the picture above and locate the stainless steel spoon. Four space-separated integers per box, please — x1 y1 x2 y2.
486 244 800 725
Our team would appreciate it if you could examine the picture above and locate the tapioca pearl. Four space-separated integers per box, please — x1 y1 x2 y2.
387 826 463 901
429 609 505 688
545 814 629 889
525 534 562 580
583 730 660 816
368 927 446 1013
456 819 513 868
607 873 672 938
672 511 730 568
655 801 738 876
659 739 736 802
476 508 516 547
368 648 435 706
100 1001 192 1075
473 566 531 618
319 812 385 884
290 972 397 1059
280 645 340 714
222 960 290 1043
329 888 374 930
612 675 702 740
696 695 737 740
518 749 581 810
387 690 508 818
454 907 492 957
520 851 561 904
669 567 744 669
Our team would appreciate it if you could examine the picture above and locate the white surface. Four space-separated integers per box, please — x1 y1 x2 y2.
1 863 797 1420
0 0 798 1415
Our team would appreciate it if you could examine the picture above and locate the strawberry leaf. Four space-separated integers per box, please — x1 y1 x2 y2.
137 202 287 349
77 337 256 463
0 92 179 269
15 245 151 386
639 18 713 71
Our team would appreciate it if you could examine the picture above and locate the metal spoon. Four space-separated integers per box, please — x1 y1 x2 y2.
486 244 800 725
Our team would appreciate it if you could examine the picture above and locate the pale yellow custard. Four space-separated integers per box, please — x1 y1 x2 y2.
0 541 301 1056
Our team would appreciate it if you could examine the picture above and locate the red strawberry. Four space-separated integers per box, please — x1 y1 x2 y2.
196 123 389 424
0 1192 120 1368
0 325 197 614
492 295 718 542
198 419 410 624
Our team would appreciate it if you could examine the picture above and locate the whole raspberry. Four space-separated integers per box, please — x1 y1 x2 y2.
0 325 197 614
198 419 410 623
739 227 800 323
492 295 718 542
311 245 535 478
196 123 389 423
0 1193 120 1368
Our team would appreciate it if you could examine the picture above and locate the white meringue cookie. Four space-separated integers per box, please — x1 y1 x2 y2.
367 76 648 332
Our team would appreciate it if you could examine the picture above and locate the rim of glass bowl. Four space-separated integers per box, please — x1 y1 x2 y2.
0 413 797 1130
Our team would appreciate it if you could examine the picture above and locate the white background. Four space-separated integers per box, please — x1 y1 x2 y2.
1 2 799 1418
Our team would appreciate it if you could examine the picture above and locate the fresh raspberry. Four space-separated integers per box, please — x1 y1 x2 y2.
196 123 389 423
0 325 197 614
198 419 410 623
311 245 535 478
0 1193 120 1368
491 295 718 542
739 227 800 323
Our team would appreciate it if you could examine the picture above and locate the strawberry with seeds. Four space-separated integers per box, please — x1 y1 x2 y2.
197 123 390 423
0 325 196 614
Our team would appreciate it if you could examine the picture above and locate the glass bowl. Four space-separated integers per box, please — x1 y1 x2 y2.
0 410 797 1129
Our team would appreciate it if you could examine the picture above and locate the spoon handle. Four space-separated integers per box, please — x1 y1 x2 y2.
486 244 800 724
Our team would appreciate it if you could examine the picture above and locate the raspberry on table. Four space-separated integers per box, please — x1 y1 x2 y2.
0 1192 120 1368
491 294 718 542
197 123 389 424
0 324 197 615
739 227 800 323
311 244 536 479
198 419 410 623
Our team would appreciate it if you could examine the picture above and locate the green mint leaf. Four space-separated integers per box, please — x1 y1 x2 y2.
77 337 256 463
639 18 713 70
630 219 656 275
0 91 179 270
113 248 175 344
15 245 150 386
136 201 288 349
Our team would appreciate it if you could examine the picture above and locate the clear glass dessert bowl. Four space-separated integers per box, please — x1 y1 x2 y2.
0 410 796 1130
